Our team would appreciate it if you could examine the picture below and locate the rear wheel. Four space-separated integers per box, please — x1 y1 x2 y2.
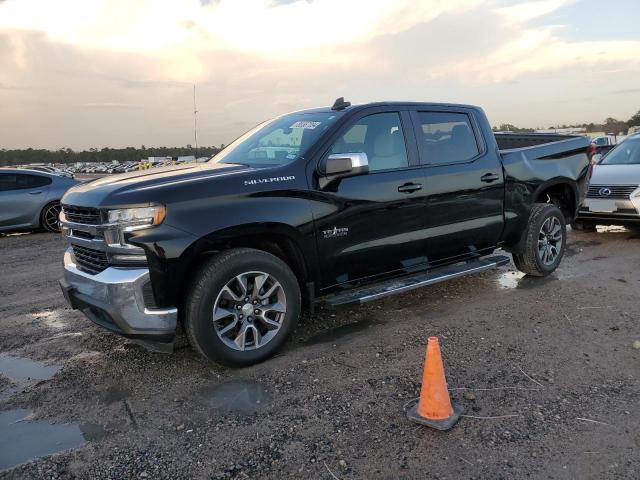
512 203 566 277
184 248 301 366
40 201 61 232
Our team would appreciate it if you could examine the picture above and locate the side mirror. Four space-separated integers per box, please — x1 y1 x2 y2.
591 153 602 164
322 152 369 176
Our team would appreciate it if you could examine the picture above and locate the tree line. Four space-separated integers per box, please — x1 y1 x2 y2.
0 145 223 167
493 109 640 134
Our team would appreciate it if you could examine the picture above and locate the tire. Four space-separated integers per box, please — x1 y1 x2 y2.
512 203 566 277
40 201 62 232
184 248 301 366
571 220 596 231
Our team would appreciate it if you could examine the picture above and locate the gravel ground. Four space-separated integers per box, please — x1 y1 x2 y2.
0 228 639 479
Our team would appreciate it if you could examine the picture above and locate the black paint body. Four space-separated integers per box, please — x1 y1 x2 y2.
62 102 591 308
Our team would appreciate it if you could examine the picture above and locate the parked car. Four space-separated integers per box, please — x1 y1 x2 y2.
19 165 75 179
0 168 78 233
574 133 640 230
59 99 591 365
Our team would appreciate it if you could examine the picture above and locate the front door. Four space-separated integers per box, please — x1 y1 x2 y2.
409 109 504 263
312 110 428 289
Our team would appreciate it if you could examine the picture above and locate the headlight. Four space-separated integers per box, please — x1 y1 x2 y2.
107 206 165 229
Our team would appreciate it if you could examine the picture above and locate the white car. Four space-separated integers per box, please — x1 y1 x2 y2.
575 133 640 230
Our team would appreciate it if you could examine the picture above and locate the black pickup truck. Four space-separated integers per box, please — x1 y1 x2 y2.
59 99 591 365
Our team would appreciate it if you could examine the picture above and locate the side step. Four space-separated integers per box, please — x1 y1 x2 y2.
320 255 511 308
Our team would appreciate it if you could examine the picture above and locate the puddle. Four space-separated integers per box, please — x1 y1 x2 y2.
304 319 377 345
203 380 272 415
0 409 106 470
0 355 62 402
497 271 526 289
497 271 560 290
0 355 61 385
597 225 628 233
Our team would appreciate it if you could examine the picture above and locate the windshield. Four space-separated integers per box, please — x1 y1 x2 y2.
600 138 640 165
212 112 339 167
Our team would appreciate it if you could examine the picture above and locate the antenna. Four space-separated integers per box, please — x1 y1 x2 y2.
193 84 199 154
331 97 351 111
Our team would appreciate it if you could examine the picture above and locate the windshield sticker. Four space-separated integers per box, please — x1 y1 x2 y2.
244 175 295 186
290 121 321 130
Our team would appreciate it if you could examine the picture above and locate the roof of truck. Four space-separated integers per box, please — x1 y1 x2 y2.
289 101 481 115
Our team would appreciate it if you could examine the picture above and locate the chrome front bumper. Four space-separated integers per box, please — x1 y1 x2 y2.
60 248 177 351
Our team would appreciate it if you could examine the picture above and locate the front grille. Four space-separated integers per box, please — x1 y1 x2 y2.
63 205 102 224
587 185 638 199
72 245 109 274
71 229 94 239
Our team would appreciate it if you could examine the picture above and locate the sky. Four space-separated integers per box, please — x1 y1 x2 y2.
1 0 639 150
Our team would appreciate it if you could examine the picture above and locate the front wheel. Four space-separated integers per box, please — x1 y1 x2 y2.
512 203 566 277
184 248 301 366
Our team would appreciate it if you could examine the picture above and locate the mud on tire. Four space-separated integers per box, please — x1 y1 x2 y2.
512 203 566 277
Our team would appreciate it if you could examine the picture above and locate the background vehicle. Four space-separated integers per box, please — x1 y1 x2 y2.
575 133 640 230
59 100 590 366
0 168 78 233
588 134 626 159
19 165 75 179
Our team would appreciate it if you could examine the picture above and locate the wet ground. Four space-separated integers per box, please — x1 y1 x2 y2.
0 227 639 479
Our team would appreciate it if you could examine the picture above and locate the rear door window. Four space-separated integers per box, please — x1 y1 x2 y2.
414 112 480 165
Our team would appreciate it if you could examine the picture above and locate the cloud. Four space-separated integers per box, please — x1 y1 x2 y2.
0 0 639 149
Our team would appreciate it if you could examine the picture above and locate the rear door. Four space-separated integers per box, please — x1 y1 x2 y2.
409 108 504 264
312 108 429 289
0 173 51 228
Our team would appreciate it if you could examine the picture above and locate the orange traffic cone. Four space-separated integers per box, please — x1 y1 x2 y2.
407 336 463 430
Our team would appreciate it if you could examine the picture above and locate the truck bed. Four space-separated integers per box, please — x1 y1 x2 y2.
494 133 584 150
496 134 591 163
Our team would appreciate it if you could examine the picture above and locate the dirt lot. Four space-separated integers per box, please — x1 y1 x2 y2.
1 228 639 479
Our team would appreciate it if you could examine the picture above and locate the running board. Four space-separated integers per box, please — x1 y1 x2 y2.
320 255 511 308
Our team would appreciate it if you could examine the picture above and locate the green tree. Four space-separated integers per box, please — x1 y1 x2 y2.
628 110 640 127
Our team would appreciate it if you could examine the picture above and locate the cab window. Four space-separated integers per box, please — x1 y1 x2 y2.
415 111 480 165
330 112 409 172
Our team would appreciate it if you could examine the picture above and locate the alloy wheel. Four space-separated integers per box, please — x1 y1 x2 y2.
537 215 563 266
44 203 62 232
212 271 287 351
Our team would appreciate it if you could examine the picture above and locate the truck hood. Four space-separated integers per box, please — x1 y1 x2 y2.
62 162 255 207
591 164 640 185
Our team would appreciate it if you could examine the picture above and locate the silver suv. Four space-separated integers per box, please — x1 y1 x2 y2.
575 134 640 230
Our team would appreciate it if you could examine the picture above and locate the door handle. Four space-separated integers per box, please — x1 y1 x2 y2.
480 173 500 183
397 183 423 193
28 190 43 195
